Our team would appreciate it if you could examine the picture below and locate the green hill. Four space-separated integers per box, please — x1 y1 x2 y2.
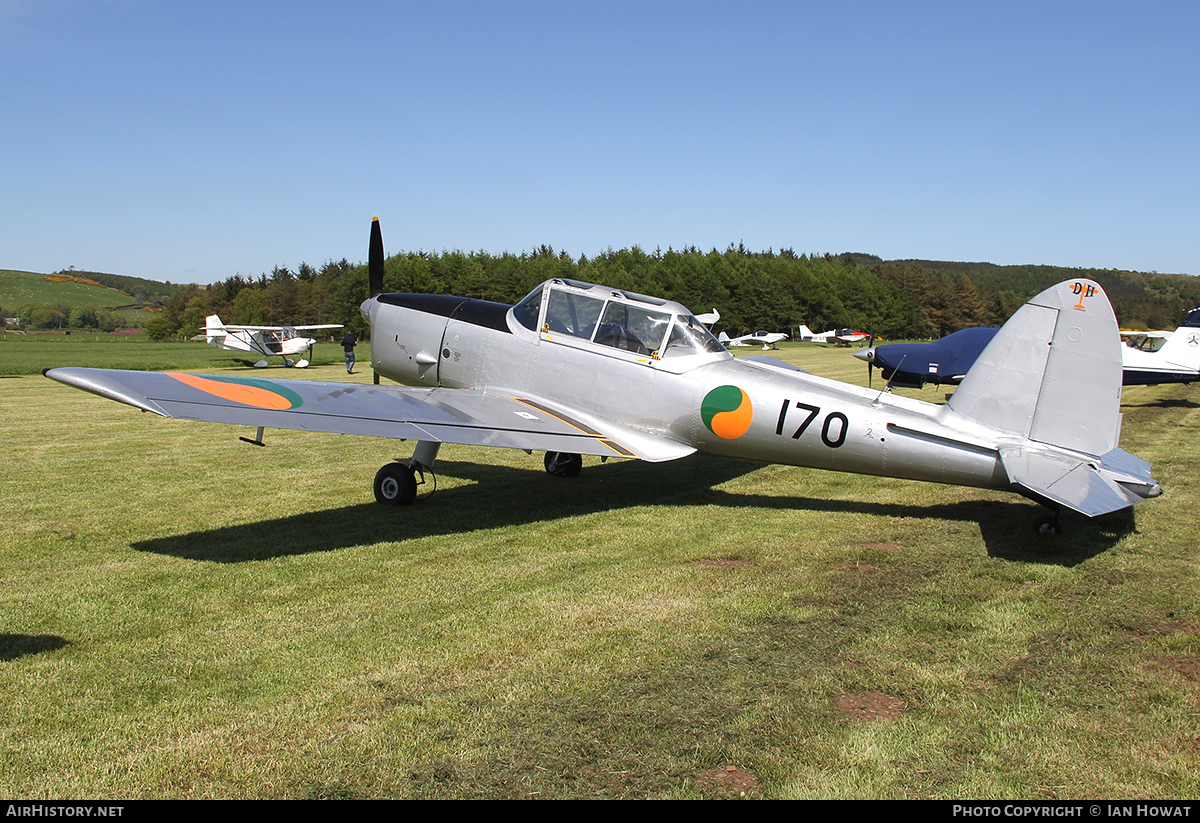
0 269 181 328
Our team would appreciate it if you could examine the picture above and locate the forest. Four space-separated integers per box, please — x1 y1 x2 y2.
12 246 1200 342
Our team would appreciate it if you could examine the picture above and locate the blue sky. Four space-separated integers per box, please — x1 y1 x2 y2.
3 1 1198 283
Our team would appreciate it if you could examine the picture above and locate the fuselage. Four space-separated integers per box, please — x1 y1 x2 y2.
1120 326 1200 385
361 279 1012 492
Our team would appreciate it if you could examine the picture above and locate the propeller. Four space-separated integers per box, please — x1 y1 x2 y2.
369 214 385 298
369 215 384 384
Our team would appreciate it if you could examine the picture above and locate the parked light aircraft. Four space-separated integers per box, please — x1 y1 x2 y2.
194 315 343 368
718 329 789 350
44 217 1161 531
1119 311 1200 384
853 327 999 388
797 325 870 346
857 307 1200 388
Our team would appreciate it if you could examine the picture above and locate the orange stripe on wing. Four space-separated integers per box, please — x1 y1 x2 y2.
167 373 296 410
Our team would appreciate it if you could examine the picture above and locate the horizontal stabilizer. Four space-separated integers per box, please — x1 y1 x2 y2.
1097 446 1153 481
999 446 1145 517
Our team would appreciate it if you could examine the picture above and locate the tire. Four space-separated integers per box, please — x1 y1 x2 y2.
544 452 582 478
374 463 417 505
1035 517 1061 536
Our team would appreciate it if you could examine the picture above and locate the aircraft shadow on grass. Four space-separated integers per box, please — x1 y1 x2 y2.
132 455 1133 567
1125 396 1200 410
0 634 70 661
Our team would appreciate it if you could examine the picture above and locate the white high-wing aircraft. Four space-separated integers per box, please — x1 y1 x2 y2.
45 217 1161 534
797 325 870 345
194 315 344 368
1119 313 1200 385
718 329 789 350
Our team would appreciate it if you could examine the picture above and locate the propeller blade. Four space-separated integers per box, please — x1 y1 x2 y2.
369 214 385 298
369 214 384 385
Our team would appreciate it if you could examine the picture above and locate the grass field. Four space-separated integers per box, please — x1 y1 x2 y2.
1 344 1197 798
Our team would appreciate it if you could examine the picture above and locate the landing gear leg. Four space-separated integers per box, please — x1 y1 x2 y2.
409 441 441 475
544 452 582 477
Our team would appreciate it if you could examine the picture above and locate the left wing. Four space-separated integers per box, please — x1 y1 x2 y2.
44 368 693 463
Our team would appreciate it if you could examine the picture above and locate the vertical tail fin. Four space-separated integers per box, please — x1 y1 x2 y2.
948 279 1123 457
203 315 227 343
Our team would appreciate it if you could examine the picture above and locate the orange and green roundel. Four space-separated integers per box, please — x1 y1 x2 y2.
702 385 753 439
167 373 303 410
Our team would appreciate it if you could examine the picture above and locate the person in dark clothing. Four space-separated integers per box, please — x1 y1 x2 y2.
342 331 358 373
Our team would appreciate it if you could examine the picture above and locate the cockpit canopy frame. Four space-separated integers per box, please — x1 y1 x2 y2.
510 279 728 364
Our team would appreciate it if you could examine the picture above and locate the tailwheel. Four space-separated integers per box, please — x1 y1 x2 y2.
544 452 582 477
374 462 417 505
1035 516 1062 536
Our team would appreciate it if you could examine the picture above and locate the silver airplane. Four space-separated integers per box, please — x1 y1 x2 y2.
45 217 1161 531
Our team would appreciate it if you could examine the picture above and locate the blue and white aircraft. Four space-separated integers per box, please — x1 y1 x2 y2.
857 308 1200 389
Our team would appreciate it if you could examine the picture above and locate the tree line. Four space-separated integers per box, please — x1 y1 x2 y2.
15 247 1200 341
4 302 129 332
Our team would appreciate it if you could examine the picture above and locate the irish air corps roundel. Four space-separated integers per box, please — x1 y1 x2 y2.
701 385 753 439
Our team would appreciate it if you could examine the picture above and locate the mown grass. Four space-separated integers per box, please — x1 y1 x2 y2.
1 345 1197 798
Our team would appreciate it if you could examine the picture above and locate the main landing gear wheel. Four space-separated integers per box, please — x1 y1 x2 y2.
374 463 417 505
544 452 582 477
